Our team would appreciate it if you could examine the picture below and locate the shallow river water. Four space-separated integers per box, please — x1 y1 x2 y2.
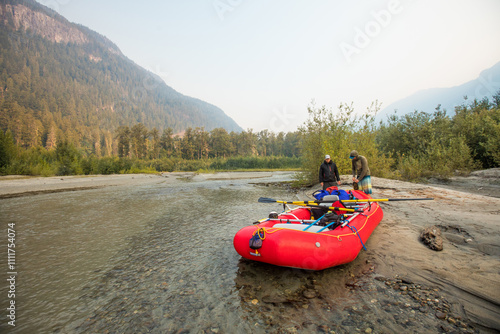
0 173 296 333
0 172 483 334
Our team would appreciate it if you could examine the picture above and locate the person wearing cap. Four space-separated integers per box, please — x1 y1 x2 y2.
349 150 372 194
319 154 341 190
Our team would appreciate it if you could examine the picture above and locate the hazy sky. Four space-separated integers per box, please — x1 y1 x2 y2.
36 0 500 132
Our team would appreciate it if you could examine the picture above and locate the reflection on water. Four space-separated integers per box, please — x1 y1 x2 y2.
0 173 295 333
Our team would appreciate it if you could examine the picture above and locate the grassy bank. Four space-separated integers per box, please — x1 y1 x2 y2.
0 146 302 176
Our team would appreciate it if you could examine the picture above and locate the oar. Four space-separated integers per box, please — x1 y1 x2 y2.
258 197 360 213
306 203 360 213
259 197 321 205
341 212 362 227
303 213 326 231
259 195 349 207
266 216 352 224
340 197 434 203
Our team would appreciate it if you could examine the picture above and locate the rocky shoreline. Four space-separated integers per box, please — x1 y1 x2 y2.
286 171 500 333
234 257 483 334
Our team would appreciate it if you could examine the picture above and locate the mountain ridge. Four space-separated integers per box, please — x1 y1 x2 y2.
377 61 500 121
0 0 241 151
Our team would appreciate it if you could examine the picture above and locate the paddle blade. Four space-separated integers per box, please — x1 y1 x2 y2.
258 197 277 203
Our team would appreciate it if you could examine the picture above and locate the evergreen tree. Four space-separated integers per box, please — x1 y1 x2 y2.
210 128 231 158
194 127 210 159
116 126 131 158
160 127 175 157
180 127 195 160
149 127 160 159
0 129 16 171
130 123 148 159
55 140 82 175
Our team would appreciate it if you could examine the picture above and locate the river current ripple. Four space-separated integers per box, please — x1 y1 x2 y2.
0 173 296 333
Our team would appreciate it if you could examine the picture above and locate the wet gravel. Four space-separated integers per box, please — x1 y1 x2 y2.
232 259 481 334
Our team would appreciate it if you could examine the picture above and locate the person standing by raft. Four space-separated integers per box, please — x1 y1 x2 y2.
319 154 341 190
350 150 372 194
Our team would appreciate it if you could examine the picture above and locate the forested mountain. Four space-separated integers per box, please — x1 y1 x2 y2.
0 0 241 153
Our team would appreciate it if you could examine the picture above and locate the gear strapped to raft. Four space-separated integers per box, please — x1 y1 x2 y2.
318 212 342 228
313 187 355 201
249 228 266 250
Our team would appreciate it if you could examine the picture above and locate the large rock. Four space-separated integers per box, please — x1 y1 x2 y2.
420 226 444 251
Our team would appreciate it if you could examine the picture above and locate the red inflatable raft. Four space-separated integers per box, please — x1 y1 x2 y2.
233 190 383 270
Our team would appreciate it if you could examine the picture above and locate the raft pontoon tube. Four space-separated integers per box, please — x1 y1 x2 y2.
233 190 383 270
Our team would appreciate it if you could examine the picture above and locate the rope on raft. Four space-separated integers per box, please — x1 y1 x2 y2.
346 224 367 250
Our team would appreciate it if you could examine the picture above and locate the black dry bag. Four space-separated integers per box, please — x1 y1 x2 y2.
249 229 265 250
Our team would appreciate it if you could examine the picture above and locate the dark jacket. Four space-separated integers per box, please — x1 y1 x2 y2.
319 160 340 183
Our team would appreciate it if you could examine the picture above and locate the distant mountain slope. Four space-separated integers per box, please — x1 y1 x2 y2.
0 0 241 149
377 61 500 121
